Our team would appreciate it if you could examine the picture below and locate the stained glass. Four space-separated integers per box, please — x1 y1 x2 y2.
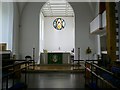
53 18 65 30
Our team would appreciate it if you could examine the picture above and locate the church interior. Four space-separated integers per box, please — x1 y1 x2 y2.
1 0 120 89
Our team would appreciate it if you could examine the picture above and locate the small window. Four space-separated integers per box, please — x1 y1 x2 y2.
53 18 66 30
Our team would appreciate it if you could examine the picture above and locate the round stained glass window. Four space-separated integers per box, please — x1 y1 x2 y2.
53 18 65 30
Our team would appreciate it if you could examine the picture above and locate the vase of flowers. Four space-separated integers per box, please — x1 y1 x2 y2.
86 47 92 60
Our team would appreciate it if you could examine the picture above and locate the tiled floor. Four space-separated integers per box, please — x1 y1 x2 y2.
21 72 86 89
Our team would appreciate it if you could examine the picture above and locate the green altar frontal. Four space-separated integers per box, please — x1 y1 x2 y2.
48 53 63 64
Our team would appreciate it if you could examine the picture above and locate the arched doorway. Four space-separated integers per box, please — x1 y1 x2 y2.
39 0 75 64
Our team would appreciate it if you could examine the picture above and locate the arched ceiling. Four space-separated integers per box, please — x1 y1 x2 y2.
41 0 74 17
17 1 96 17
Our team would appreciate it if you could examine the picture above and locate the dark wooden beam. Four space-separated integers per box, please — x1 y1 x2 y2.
106 2 116 61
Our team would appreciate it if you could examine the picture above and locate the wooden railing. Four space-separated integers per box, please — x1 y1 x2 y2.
2 60 34 90
84 60 120 89
72 59 98 69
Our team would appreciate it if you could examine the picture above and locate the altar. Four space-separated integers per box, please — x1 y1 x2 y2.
40 51 71 64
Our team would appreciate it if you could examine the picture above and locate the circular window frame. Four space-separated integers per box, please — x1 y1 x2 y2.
53 18 66 30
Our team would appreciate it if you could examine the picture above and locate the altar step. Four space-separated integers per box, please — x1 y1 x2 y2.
25 64 84 73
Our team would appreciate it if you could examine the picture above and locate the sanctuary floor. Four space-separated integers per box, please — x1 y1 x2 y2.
3 64 87 89
2 72 87 89
21 72 86 89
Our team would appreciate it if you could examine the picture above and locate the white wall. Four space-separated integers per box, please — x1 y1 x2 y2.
88 2 98 18
20 2 96 61
19 2 45 61
12 2 20 59
89 2 102 59
39 12 44 53
95 2 99 17
44 17 74 52
1 2 13 50
70 2 96 60
0 2 20 59
38 12 44 64
95 35 101 55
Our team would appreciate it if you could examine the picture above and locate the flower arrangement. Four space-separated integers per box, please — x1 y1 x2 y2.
86 47 92 60
86 47 92 54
